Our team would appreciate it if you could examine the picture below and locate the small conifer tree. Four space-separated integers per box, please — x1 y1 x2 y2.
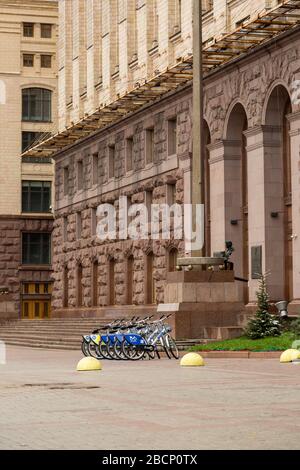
245 274 281 339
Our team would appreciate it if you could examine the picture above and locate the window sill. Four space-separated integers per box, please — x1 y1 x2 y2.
167 152 177 160
22 120 53 124
19 265 52 271
20 213 54 220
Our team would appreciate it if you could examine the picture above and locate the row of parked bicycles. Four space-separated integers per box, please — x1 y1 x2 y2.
81 314 179 361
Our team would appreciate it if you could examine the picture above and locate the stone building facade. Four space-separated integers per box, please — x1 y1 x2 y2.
0 0 58 320
49 1 300 323
52 30 300 319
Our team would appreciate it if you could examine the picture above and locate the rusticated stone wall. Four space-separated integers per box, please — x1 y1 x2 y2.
52 172 185 310
52 87 191 312
0 216 53 319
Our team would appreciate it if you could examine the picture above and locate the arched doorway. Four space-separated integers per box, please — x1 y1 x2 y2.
203 121 211 256
264 85 293 300
225 103 249 303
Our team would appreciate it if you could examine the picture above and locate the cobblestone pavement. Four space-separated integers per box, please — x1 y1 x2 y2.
0 346 299 450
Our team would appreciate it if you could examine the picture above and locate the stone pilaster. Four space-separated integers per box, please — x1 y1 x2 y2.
245 125 285 302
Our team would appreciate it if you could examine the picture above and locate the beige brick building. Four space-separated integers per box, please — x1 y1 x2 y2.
58 0 280 131
0 0 58 320
21 1 300 339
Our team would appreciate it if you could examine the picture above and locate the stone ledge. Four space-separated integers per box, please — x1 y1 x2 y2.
191 351 282 359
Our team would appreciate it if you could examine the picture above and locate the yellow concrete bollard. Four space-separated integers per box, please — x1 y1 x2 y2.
77 357 102 371
279 349 300 363
180 352 205 367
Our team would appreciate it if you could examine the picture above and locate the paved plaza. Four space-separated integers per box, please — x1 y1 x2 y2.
0 346 299 450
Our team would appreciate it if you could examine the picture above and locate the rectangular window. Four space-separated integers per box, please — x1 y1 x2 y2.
167 117 177 156
22 232 51 265
91 207 97 236
23 284 29 294
63 216 68 243
108 145 115 179
23 23 34 37
175 0 182 30
145 128 154 164
22 181 51 213
76 212 82 240
166 183 176 206
23 54 34 67
126 137 133 172
22 131 43 152
41 23 52 38
22 88 52 122
77 160 83 190
92 153 99 185
41 55 52 68
145 190 153 224
63 167 69 196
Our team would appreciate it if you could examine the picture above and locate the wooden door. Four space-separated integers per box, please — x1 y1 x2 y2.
21 283 52 319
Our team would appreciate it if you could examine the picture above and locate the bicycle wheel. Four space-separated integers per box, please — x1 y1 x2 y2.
98 341 111 360
107 341 119 360
160 336 172 359
165 334 179 359
81 339 90 356
122 341 145 361
114 340 126 360
88 341 103 359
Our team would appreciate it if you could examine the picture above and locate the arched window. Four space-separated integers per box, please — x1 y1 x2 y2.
77 263 83 307
126 256 134 305
22 88 52 122
168 248 178 272
108 258 116 305
146 252 155 304
92 260 99 307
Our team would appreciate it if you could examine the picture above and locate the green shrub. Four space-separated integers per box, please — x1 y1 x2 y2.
289 317 300 336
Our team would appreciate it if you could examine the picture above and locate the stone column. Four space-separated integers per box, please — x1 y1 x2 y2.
287 112 300 312
179 152 192 256
245 125 285 302
208 140 243 278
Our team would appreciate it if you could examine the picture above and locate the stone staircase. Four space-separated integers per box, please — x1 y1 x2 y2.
0 319 107 350
0 319 213 351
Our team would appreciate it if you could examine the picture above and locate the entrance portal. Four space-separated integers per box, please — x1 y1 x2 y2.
21 283 52 319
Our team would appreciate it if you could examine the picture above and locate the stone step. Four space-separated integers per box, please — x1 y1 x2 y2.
7 322 113 325
3 339 80 350
0 325 109 332
0 330 82 338
1 337 205 351
0 333 80 344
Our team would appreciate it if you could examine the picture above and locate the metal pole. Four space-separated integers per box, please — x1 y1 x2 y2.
192 0 203 258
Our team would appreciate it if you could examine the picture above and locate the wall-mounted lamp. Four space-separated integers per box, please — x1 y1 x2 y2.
270 212 279 218
230 219 238 226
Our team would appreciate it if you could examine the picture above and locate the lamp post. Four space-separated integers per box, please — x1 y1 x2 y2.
177 0 204 269
191 0 204 258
